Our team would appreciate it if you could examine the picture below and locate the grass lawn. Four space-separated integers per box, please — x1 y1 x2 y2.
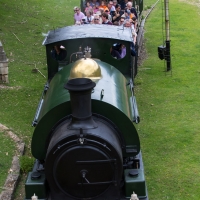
0 132 15 193
135 0 200 199
0 0 78 143
0 0 200 199
0 0 79 198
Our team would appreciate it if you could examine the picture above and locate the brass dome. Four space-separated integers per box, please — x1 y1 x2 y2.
69 58 101 80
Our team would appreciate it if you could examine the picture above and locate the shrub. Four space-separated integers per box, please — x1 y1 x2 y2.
20 156 34 173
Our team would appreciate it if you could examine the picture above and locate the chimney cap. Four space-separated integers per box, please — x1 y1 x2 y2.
64 78 96 92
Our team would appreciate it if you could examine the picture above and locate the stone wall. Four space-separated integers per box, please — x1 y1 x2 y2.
0 41 9 83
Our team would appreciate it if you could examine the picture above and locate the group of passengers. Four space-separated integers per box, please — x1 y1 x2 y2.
51 1 138 62
74 0 138 43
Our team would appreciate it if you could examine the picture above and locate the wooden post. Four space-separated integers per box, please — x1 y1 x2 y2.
164 0 171 71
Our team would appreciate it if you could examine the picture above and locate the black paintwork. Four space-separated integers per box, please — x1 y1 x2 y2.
43 24 134 45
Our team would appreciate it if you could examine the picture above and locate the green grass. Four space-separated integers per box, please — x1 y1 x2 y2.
0 132 16 193
135 0 200 199
0 0 79 146
20 156 35 174
0 0 79 197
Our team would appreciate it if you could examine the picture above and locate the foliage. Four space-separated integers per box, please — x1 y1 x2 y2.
144 5 152 10
20 156 35 174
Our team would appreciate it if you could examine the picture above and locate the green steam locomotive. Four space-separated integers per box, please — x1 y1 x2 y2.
24 13 148 200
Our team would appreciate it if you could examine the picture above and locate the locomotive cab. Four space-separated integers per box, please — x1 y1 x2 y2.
43 25 138 81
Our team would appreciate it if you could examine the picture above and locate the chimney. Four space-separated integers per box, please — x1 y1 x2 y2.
64 78 97 129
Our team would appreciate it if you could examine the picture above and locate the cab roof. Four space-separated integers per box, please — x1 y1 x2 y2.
43 24 133 45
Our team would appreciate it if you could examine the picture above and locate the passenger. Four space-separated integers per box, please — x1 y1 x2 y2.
131 16 138 31
96 11 103 23
119 0 129 11
124 20 137 56
97 8 104 24
99 7 104 15
82 1 89 9
51 45 67 61
128 8 137 19
93 3 100 14
107 1 116 13
111 43 121 59
90 0 100 8
92 14 101 24
118 16 125 26
124 8 132 19
120 44 126 58
112 4 124 25
111 43 126 59
105 9 112 22
124 20 137 45
85 2 93 14
81 11 94 24
126 1 138 19
74 7 85 24
102 12 113 25
113 0 118 7
99 7 104 14
99 0 108 11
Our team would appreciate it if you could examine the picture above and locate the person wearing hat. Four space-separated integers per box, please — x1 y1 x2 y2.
112 4 124 25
